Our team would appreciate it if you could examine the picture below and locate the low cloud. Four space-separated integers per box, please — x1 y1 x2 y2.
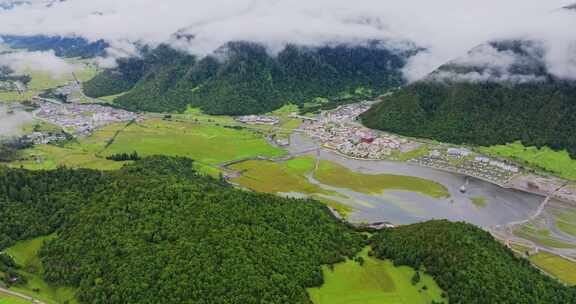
0 50 80 77
0 0 575 81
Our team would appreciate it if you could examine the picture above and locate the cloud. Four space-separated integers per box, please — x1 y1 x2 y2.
0 50 80 77
0 0 575 81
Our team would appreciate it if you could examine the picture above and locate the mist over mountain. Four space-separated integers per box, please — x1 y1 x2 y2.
1 0 575 82
1 35 108 58
85 41 415 115
362 38 576 157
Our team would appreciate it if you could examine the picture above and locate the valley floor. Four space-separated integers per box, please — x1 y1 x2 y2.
2 84 576 300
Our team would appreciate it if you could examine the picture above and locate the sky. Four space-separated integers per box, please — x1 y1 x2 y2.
0 50 80 76
0 0 575 81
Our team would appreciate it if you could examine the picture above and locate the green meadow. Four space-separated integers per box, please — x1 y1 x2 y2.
0 60 97 103
0 293 30 304
11 118 286 175
481 141 576 181
314 160 450 199
470 196 487 208
529 252 576 286
99 119 287 165
229 157 353 215
307 247 446 304
10 143 124 171
514 223 576 249
230 157 319 194
550 207 576 238
4 236 78 304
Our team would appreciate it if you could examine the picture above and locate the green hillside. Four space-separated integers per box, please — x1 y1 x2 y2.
84 42 411 115
362 81 576 158
361 40 576 159
372 220 576 303
0 156 365 304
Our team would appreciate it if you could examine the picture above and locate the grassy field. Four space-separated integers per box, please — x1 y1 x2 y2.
4 236 78 304
97 91 127 103
314 161 450 199
230 157 319 193
470 196 487 208
0 59 97 103
0 293 31 304
9 143 124 171
99 119 287 165
529 252 576 286
11 118 286 175
229 157 353 215
481 142 576 181
514 223 576 249
550 207 576 237
308 247 446 304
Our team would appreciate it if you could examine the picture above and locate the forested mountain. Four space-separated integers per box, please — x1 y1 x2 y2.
84 41 413 115
0 35 108 58
2 156 574 303
0 156 365 303
361 40 576 157
372 220 576 304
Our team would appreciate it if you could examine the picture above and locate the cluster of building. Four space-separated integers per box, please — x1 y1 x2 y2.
36 103 139 136
23 131 68 145
300 102 410 159
236 115 280 125
411 149 520 185
0 80 25 93
318 101 373 123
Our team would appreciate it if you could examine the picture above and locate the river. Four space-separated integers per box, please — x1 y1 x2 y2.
0 103 33 137
288 133 544 228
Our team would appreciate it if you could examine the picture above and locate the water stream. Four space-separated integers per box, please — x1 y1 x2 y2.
288 133 544 228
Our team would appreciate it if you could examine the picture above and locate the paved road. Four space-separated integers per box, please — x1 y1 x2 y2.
0 286 45 303
489 183 576 263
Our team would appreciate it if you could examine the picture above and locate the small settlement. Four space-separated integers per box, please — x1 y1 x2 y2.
36 102 139 136
235 115 280 125
410 148 520 186
300 102 412 159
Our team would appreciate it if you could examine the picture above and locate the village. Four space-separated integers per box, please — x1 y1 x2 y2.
35 102 139 136
299 102 414 159
410 148 520 186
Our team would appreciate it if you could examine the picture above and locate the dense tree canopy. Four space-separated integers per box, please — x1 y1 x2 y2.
84 42 410 115
361 81 576 158
371 220 576 304
362 39 576 158
0 156 365 303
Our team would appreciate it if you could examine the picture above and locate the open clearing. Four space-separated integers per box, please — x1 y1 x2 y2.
314 160 450 199
229 157 353 215
0 293 30 304
514 222 576 249
470 196 487 208
529 252 576 286
481 141 576 181
99 119 287 165
4 236 78 304
11 118 286 176
0 61 97 103
307 248 446 304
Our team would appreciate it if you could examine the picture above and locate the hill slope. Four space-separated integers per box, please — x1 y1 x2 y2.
361 40 576 157
0 156 364 304
372 220 576 304
85 42 413 115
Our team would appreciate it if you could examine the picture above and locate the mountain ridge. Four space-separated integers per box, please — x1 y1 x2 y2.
84 41 416 115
